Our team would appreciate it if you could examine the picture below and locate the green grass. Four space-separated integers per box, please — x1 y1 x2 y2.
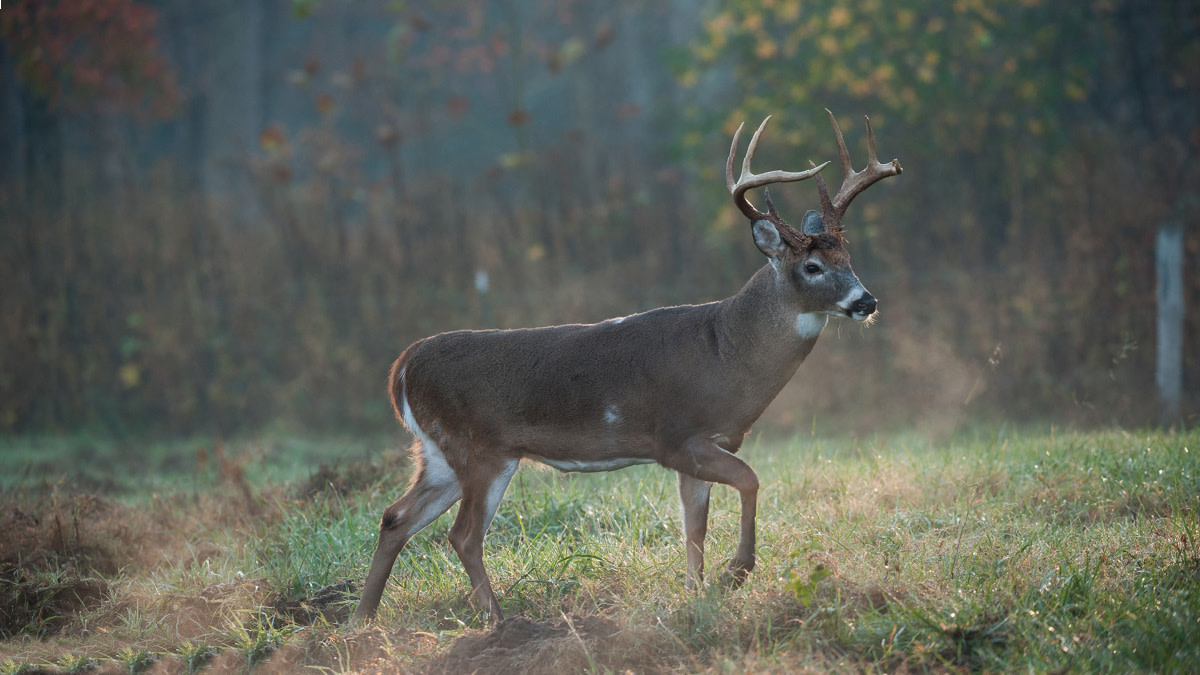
0 433 394 496
1 427 1198 672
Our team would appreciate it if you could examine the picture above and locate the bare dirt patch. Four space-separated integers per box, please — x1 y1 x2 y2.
423 613 657 675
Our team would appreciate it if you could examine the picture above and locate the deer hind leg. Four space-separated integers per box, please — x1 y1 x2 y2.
678 473 712 589
662 436 759 589
354 442 463 624
447 457 518 625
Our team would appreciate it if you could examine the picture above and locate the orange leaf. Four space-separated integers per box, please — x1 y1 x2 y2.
259 124 287 152
315 92 335 116
447 96 470 117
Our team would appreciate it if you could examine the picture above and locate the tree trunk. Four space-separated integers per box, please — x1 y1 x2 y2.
1156 224 1184 427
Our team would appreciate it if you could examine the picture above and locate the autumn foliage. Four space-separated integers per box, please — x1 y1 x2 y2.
0 0 177 114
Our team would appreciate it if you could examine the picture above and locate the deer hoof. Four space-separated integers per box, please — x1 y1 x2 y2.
718 562 753 589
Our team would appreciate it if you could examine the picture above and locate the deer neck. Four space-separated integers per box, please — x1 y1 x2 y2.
717 262 826 379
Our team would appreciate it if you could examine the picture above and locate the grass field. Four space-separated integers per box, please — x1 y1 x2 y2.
1 427 1197 673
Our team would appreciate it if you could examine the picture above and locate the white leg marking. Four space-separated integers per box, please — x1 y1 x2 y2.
417 439 458 488
679 475 712 523
680 476 712 507
482 460 519 533
403 481 463 540
397 370 463 536
402 384 457 488
795 312 828 339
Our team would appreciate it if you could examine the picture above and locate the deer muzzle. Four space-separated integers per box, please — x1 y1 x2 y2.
849 292 877 320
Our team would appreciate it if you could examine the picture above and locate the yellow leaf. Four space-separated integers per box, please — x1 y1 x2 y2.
695 43 718 62
829 6 851 29
706 12 733 45
498 152 530 169
778 0 800 22
259 125 287 153
756 39 778 59
119 365 140 389
560 37 586 67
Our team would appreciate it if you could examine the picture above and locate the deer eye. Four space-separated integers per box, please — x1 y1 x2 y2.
804 263 822 275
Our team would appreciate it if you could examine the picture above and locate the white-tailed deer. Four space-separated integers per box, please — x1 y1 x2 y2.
355 110 901 625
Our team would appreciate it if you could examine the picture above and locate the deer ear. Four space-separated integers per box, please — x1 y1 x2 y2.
800 210 826 235
752 219 788 258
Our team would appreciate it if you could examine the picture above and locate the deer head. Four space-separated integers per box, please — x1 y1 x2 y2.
727 110 902 329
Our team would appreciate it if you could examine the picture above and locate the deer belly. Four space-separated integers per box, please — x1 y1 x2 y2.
526 455 656 473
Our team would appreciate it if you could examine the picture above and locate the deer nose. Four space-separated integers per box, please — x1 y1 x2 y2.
852 292 877 315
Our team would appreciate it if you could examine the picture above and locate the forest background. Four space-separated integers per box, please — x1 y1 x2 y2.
1 0 1198 440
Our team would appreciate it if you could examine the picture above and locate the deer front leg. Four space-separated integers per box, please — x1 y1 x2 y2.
662 436 759 588
678 473 712 589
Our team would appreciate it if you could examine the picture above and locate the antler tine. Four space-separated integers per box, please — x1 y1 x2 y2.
727 116 829 223
741 116 771 187
825 108 853 179
865 115 880 166
821 110 903 229
725 121 745 194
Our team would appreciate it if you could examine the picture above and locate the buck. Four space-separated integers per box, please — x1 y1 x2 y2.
354 110 901 625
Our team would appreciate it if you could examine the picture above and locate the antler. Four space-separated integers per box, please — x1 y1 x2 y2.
727 116 829 224
816 108 903 232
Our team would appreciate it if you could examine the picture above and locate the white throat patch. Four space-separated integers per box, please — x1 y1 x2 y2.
795 312 828 339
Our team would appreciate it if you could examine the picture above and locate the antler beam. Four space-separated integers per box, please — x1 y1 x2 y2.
726 116 829 222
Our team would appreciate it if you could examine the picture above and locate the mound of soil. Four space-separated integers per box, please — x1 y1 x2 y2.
0 564 109 638
296 457 403 500
272 579 357 626
425 614 652 675
1 495 127 574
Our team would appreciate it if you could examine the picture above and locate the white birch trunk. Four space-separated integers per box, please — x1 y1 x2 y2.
1156 224 1184 426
